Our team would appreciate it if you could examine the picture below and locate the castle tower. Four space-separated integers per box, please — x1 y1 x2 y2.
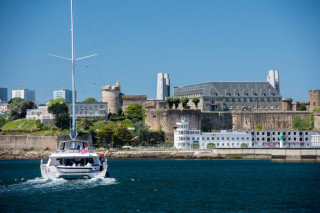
156 73 170 100
101 81 121 114
308 89 320 112
281 98 293 111
267 70 280 94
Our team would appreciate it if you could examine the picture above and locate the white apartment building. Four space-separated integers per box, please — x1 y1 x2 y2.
174 120 252 149
12 89 36 102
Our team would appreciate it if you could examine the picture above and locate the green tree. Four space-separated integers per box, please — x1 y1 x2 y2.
148 130 165 145
192 97 200 108
21 101 35 118
0 116 6 128
181 97 189 109
81 118 93 130
113 125 132 147
83 97 98 103
54 114 70 130
292 116 312 130
173 97 180 109
298 104 306 111
126 103 144 123
7 98 34 121
314 106 320 112
166 97 174 109
48 103 69 116
132 121 149 146
96 123 115 148
116 107 123 116
254 124 263 131
47 98 65 106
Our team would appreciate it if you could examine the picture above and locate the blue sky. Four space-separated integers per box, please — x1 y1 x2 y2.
1 0 319 104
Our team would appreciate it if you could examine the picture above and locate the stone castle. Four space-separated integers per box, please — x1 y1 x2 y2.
101 75 320 141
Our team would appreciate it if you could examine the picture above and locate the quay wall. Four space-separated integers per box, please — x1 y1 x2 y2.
0 134 93 150
0 135 59 150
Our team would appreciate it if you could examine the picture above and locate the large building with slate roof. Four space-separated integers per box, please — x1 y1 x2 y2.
173 70 282 112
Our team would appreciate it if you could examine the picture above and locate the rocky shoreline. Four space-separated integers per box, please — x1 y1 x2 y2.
1 149 320 161
0 150 227 160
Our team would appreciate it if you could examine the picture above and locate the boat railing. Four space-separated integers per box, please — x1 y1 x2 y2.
54 148 96 154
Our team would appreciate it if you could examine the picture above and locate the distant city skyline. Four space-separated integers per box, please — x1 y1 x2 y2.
1 0 319 104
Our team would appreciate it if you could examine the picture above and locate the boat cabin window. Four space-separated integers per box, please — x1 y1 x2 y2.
58 141 89 151
63 158 95 166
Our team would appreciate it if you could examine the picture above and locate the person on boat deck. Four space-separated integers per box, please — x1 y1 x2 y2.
98 153 104 163
76 145 80 150
72 162 76 167
86 162 92 167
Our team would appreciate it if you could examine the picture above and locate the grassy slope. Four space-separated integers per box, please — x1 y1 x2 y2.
1 119 39 131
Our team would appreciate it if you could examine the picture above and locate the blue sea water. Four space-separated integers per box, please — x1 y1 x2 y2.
0 159 319 212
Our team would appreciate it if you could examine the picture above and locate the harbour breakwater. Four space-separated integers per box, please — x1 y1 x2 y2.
1 149 320 161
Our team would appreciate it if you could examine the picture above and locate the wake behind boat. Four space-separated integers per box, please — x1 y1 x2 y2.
41 0 109 180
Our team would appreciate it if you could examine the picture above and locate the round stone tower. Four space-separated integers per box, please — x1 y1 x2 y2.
281 98 293 111
101 81 121 114
308 89 320 112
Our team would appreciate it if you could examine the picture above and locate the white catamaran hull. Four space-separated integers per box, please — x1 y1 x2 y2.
41 159 109 179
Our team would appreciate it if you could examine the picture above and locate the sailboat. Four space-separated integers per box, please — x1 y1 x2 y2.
40 0 109 179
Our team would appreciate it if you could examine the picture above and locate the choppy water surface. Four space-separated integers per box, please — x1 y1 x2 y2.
0 159 319 212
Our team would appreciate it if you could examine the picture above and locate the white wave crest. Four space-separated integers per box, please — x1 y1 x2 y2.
0 177 118 195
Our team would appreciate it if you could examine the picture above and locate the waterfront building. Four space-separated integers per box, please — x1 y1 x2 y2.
0 88 8 101
26 106 55 124
53 89 74 103
173 70 282 112
66 102 108 119
311 134 320 147
174 120 252 149
174 120 317 149
250 130 317 148
12 89 36 102
156 73 170 100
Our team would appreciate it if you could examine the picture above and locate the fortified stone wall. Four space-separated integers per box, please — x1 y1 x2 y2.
314 112 320 132
145 109 318 142
201 112 233 130
145 109 202 141
122 95 147 112
232 112 311 131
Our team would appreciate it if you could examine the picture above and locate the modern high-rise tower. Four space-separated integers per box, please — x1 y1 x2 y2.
0 88 8 101
53 89 74 103
156 73 170 100
12 89 36 102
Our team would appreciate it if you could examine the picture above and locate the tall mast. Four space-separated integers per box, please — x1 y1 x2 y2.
49 0 97 140
71 0 76 133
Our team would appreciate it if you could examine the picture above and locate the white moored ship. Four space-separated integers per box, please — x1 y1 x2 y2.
41 0 109 179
